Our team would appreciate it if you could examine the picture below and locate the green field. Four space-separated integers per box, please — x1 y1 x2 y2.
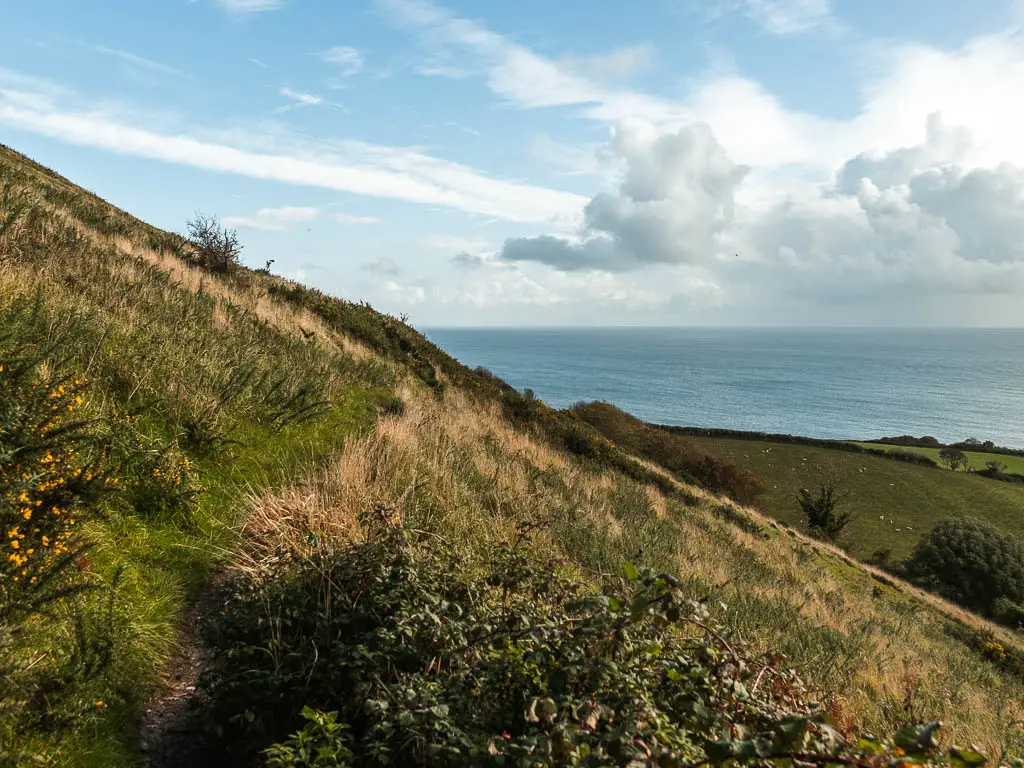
850 442 1024 474
687 436 1024 561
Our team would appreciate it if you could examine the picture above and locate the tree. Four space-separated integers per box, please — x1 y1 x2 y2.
797 479 852 541
938 446 968 471
185 212 242 273
901 517 1024 618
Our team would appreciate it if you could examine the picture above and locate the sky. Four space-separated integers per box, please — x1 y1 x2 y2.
3 0 1024 326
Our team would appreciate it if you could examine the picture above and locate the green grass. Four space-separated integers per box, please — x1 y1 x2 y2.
7 141 1024 763
850 442 1024 474
0 146 394 765
687 436 1024 561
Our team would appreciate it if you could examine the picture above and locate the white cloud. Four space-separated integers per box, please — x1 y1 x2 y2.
333 212 382 224
503 122 748 271
279 87 323 106
321 46 364 76
560 43 658 81
380 0 682 118
720 0 836 35
214 0 285 13
363 257 399 275
426 234 489 253
383 280 427 304
504 113 1024 309
223 205 319 230
0 73 586 224
91 46 182 76
414 63 472 79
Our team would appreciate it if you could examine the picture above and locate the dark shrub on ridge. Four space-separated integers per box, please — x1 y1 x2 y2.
571 402 764 506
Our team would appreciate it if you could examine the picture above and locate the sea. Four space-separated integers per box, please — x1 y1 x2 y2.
423 327 1024 449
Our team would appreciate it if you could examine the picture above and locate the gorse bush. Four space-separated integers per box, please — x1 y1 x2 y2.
0 337 113 622
901 517 1024 621
0 322 129 758
200 526 976 767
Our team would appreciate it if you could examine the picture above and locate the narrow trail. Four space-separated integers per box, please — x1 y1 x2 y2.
138 584 222 768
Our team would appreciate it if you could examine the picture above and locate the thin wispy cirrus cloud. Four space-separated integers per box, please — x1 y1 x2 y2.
90 46 183 76
278 87 323 106
0 73 585 224
320 46 365 77
212 0 286 13
334 212 383 224
223 205 318 231
709 0 838 36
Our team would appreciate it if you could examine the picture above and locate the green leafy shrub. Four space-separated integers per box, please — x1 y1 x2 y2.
265 707 353 767
200 527 972 767
797 482 852 542
938 446 969 471
901 517 1024 620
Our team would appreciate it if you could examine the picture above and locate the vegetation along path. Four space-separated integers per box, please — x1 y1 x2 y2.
3 142 1024 764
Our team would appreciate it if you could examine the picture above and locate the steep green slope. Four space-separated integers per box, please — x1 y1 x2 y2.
3 143 1024 765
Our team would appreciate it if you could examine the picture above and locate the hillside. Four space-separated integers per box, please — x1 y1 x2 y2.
2 143 1024 765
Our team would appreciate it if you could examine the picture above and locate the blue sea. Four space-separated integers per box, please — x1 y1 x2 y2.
424 328 1024 448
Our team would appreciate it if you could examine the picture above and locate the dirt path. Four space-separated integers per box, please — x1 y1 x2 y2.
138 585 221 768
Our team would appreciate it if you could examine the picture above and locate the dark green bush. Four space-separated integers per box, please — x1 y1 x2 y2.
200 527 969 767
797 483 852 542
938 447 969 472
500 388 544 425
901 517 1024 620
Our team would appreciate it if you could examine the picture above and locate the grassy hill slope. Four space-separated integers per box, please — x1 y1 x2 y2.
2 144 1024 764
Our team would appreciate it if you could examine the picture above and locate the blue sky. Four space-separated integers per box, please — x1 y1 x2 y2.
4 0 1024 326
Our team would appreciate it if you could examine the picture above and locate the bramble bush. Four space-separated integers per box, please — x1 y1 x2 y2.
199 524 980 767
185 212 243 274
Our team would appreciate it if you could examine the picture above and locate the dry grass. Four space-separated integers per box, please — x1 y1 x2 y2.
238 382 1024 755
7 142 1024 758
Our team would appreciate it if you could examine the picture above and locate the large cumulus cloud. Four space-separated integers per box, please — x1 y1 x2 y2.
502 114 1024 301
501 122 748 271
